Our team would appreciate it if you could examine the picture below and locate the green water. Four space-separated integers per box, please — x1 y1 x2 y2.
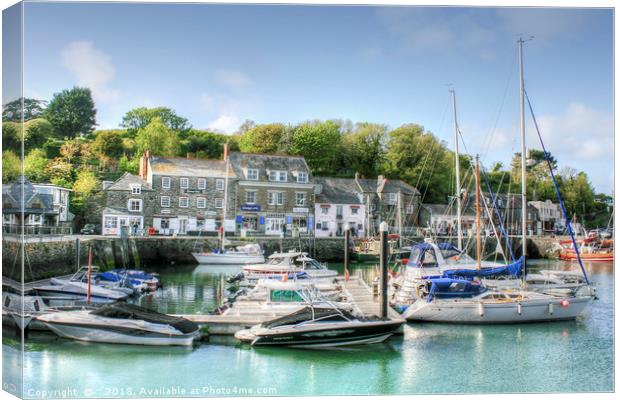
3 260 614 397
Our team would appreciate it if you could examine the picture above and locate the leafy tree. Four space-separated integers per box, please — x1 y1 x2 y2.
2 150 21 183
45 158 74 187
239 123 286 154
182 129 225 158
24 118 53 151
91 130 125 159
44 87 96 138
2 121 20 153
135 117 181 156
2 98 47 121
42 137 66 159
561 171 595 222
236 119 256 135
118 155 140 174
121 107 190 136
289 121 342 175
342 122 387 178
23 149 50 182
71 169 100 214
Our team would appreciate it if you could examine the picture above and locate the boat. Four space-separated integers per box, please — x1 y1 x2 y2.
36 302 201 346
2 292 48 330
558 243 613 262
351 235 399 262
34 267 130 303
234 305 404 348
97 269 160 292
242 251 338 281
192 243 265 265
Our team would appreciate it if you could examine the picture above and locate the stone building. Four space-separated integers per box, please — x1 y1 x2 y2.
101 173 154 236
313 177 366 238
529 199 564 233
228 152 314 236
2 176 72 233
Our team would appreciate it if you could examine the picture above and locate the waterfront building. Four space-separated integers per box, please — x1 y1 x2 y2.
529 199 565 233
228 152 314 236
420 203 489 236
101 173 154 236
2 176 72 234
313 177 366 238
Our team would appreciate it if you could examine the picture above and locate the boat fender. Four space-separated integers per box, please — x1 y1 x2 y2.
517 303 522 316
561 300 570 308
478 303 484 317
548 303 554 315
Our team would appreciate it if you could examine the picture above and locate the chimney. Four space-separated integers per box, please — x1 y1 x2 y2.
377 175 386 197
223 142 229 162
139 150 150 180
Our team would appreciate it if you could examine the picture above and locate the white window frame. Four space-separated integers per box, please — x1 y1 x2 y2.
128 199 142 212
179 197 189 208
295 192 306 206
388 193 397 203
161 177 171 189
269 170 287 182
246 169 259 181
104 216 118 228
197 178 206 190
351 207 359 215
130 184 141 195
216 179 225 191
215 198 224 209
197 197 206 209
180 177 189 189
406 205 414 214
161 196 170 208
321 207 329 215
296 172 308 183
245 190 257 204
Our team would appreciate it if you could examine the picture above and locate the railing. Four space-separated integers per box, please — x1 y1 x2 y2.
2 225 73 235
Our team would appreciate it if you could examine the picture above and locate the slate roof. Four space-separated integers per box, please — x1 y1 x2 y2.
228 152 311 181
422 203 478 217
2 177 60 214
149 156 234 178
355 177 420 195
106 173 153 191
314 177 362 205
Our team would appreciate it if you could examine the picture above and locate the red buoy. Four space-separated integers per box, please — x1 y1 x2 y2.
561 300 570 308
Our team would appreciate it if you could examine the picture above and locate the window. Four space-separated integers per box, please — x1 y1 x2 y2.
197 197 206 209
388 193 397 203
104 216 118 228
297 172 308 183
180 178 189 189
246 169 259 180
131 184 141 194
321 207 329 215
161 177 171 189
406 205 414 214
216 179 225 191
295 192 306 206
268 191 285 206
215 198 224 209
351 207 359 215
245 191 257 204
197 178 206 190
336 205 343 217
161 196 170 207
160 218 170 229
128 199 142 212
269 170 287 182
179 197 189 208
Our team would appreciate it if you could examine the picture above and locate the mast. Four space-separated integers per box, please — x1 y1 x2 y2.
518 37 527 261
450 89 463 250
221 143 230 251
397 189 402 248
475 156 481 269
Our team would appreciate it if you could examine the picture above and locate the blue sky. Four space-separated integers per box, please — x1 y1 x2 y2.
15 2 614 193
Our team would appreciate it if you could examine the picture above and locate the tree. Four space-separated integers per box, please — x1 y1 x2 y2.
289 121 342 175
45 158 74 187
24 118 53 151
135 117 181 156
2 150 21 183
71 169 100 214
182 129 226 159
23 149 50 182
383 124 453 203
118 155 139 174
44 87 96 138
342 122 387 177
2 98 47 121
2 121 20 153
238 123 286 154
561 172 595 222
91 130 125 159
121 107 190 136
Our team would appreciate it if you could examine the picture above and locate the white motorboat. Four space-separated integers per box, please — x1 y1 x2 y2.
34 268 130 303
36 302 200 346
192 243 265 265
235 305 404 348
242 251 338 281
2 292 48 330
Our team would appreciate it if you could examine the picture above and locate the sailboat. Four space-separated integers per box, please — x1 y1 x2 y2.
395 38 595 323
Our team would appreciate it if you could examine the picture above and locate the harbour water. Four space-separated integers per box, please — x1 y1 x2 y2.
3 259 613 397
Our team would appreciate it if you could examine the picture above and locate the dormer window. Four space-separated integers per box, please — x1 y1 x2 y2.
296 172 308 183
246 169 259 180
130 184 141 195
269 170 287 182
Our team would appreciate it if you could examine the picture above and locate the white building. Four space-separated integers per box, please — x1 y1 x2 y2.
314 177 366 238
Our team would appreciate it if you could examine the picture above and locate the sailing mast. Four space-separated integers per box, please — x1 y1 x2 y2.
475 156 481 269
518 38 527 262
397 189 403 248
221 143 230 251
450 89 463 250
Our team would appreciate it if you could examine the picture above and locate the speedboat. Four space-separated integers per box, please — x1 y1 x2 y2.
98 269 160 293
242 251 338 281
36 302 200 346
396 277 594 323
192 243 265 265
33 268 130 303
235 305 404 348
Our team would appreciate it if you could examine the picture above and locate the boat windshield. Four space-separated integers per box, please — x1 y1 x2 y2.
261 307 356 328
296 258 323 270
270 290 304 302
267 257 285 265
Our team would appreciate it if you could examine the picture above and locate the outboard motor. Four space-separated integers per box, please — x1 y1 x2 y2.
226 272 244 284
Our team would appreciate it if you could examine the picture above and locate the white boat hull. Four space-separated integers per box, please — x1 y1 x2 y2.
402 296 593 323
192 253 265 265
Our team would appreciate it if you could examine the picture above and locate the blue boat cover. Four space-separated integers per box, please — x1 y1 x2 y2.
442 256 524 279
427 277 487 302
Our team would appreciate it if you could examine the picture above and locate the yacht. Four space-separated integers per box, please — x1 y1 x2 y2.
36 302 200 346
235 305 404 348
242 251 338 281
192 243 265 265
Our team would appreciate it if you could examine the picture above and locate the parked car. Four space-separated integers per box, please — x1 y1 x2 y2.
80 224 99 235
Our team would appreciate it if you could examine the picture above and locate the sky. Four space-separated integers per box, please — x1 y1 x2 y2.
7 2 615 193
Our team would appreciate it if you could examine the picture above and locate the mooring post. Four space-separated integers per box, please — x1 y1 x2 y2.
75 238 81 270
344 223 350 279
379 221 389 319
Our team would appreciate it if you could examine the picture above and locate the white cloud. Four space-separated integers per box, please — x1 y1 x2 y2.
61 41 120 102
207 114 240 134
214 69 252 89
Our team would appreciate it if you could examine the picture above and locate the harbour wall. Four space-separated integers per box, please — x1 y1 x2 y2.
2 235 561 282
